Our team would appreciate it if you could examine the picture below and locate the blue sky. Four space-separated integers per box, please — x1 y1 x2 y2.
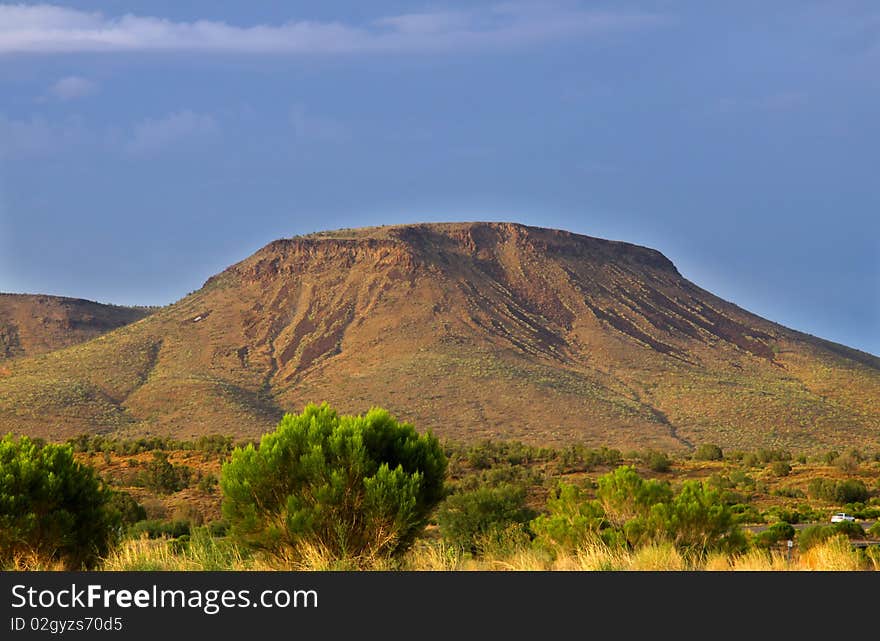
0 1 877 355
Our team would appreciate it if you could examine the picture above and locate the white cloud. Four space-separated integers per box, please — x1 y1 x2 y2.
0 3 668 55
373 12 473 36
0 109 219 158
48 75 97 100
125 110 218 155
0 113 89 157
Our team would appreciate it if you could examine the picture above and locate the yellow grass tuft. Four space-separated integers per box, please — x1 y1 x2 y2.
403 541 465 571
702 552 733 571
728 548 791 571
626 542 688 571
101 532 250 571
799 536 864 571
94 532 877 572
5 551 68 572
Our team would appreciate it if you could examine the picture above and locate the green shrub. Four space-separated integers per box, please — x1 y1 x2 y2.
808 478 837 501
762 448 791 463
798 525 834 550
867 522 880 538
128 519 191 540
641 450 672 473
770 461 791 477
648 481 745 553
694 444 724 461
206 519 229 538
835 454 860 473
197 473 218 494
729 470 756 489
595 465 673 528
462 440 553 470
221 403 446 561
139 452 192 494
836 479 868 504
769 521 797 539
555 445 622 473
795 504 824 523
466 442 494 470
530 482 604 551
831 520 864 539
455 464 539 492
770 486 804 498
765 507 801 524
847 505 880 520
0 434 119 569
730 504 764 524
437 484 535 554
806 477 867 504
108 490 147 525
754 522 796 549
193 435 235 456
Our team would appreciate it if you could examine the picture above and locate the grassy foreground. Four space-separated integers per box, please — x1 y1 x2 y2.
53 533 880 572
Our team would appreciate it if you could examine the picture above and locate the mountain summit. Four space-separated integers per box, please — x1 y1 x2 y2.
1 222 877 451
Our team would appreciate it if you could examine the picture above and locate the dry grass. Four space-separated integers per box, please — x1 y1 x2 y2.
726 548 792 571
101 532 249 571
798 536 865 571
3 551 68 572
91 535 876 572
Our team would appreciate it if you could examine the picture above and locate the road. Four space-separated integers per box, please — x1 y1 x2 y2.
745 520 877 534
744 520 880 550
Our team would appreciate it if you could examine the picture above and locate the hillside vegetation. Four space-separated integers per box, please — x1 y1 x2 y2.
6 427 879 571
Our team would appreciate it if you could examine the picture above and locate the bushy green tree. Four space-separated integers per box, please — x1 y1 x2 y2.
220 403 446 562
694 444 724 461
0 434 118 569
770 460 792 477
831 520 864 539
437 484 535 553
808 478 837 501
141 452 191 494
754 522 795 549
648 481 745 553
533 466 744 554
530 482 604 550
808 478 868 504
835 479 868 504
107 490 147 526
641 450 672 472
596 465 672 527
797 525 833 551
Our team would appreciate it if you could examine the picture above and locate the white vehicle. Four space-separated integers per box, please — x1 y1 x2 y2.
830 512 855 523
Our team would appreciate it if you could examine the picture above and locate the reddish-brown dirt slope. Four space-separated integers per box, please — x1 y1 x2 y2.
1 222 877 452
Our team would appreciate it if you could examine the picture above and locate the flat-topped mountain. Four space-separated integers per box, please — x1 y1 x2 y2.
1 222 877 452
0 294 153 360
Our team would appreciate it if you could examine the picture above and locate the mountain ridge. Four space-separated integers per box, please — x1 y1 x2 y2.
0 293 155 361
1 222 877 452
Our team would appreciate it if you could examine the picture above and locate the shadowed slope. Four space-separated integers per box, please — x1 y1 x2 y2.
0 294 154 360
